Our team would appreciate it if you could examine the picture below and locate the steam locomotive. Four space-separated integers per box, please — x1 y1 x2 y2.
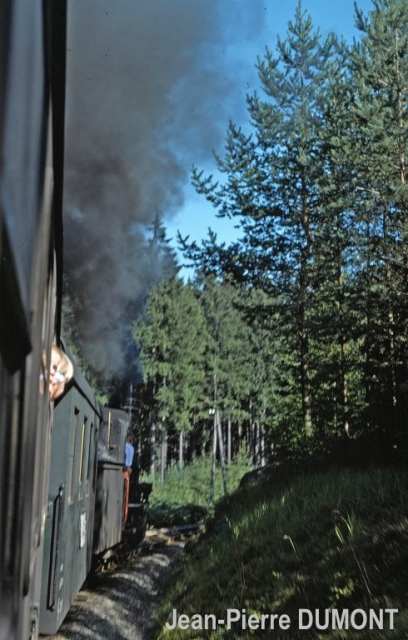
0 2 147 639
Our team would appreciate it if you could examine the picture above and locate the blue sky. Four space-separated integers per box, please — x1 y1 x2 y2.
63 0 374 371
164 0 374 273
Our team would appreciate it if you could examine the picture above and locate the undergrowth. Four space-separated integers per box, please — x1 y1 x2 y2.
151 466 408 639
142 456 252 527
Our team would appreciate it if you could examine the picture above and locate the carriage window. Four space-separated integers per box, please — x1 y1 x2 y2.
0 366 19 579
87 422 94 482
107 411 112 450
79 417 88 484
67 408 79 504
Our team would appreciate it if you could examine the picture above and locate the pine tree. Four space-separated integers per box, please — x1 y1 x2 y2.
147 214 180 280
347 0 408 436
134 276 209 476
185 3 338 445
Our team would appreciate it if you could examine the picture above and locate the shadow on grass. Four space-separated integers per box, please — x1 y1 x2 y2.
147 502 207 528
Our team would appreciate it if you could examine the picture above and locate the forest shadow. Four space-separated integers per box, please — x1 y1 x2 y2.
146 502 207 529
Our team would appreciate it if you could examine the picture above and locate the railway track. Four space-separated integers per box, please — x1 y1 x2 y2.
95 523 204 574
140 523 204 550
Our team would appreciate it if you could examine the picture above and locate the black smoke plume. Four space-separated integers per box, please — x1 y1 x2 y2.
63 0 265 377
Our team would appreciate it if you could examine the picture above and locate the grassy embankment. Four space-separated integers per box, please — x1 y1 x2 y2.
146 460 408 639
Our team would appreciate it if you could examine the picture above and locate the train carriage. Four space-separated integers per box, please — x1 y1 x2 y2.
0 1 66 639
39 361 101 635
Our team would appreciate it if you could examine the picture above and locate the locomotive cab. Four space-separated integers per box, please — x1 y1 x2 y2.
92 408 128 557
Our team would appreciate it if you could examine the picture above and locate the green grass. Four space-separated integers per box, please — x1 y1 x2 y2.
142 456 252 527
150 465 408 639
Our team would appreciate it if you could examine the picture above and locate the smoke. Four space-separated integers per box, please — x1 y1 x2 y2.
63 0 266 376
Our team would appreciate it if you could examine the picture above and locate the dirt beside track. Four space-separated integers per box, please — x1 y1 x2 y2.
48 542 184 640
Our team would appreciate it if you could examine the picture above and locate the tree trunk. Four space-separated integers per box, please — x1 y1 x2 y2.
335 222 349 436
340 336 350 435
210 417 217 506
227 417 232 464
300 181 313 436
159 420 167 484
216 412 228 496
253 421 259 467
260 419 266 467
149 420 156 478
179 430 184 470
384 214 397 437
300 282 313 436
248 396 256 464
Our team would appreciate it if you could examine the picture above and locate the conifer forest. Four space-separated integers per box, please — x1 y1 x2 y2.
65 0 408 479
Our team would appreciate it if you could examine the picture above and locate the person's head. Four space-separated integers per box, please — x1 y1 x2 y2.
49 345 74 400
127 434 134 445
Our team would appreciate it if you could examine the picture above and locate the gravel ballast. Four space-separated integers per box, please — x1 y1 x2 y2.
48 543 183 640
